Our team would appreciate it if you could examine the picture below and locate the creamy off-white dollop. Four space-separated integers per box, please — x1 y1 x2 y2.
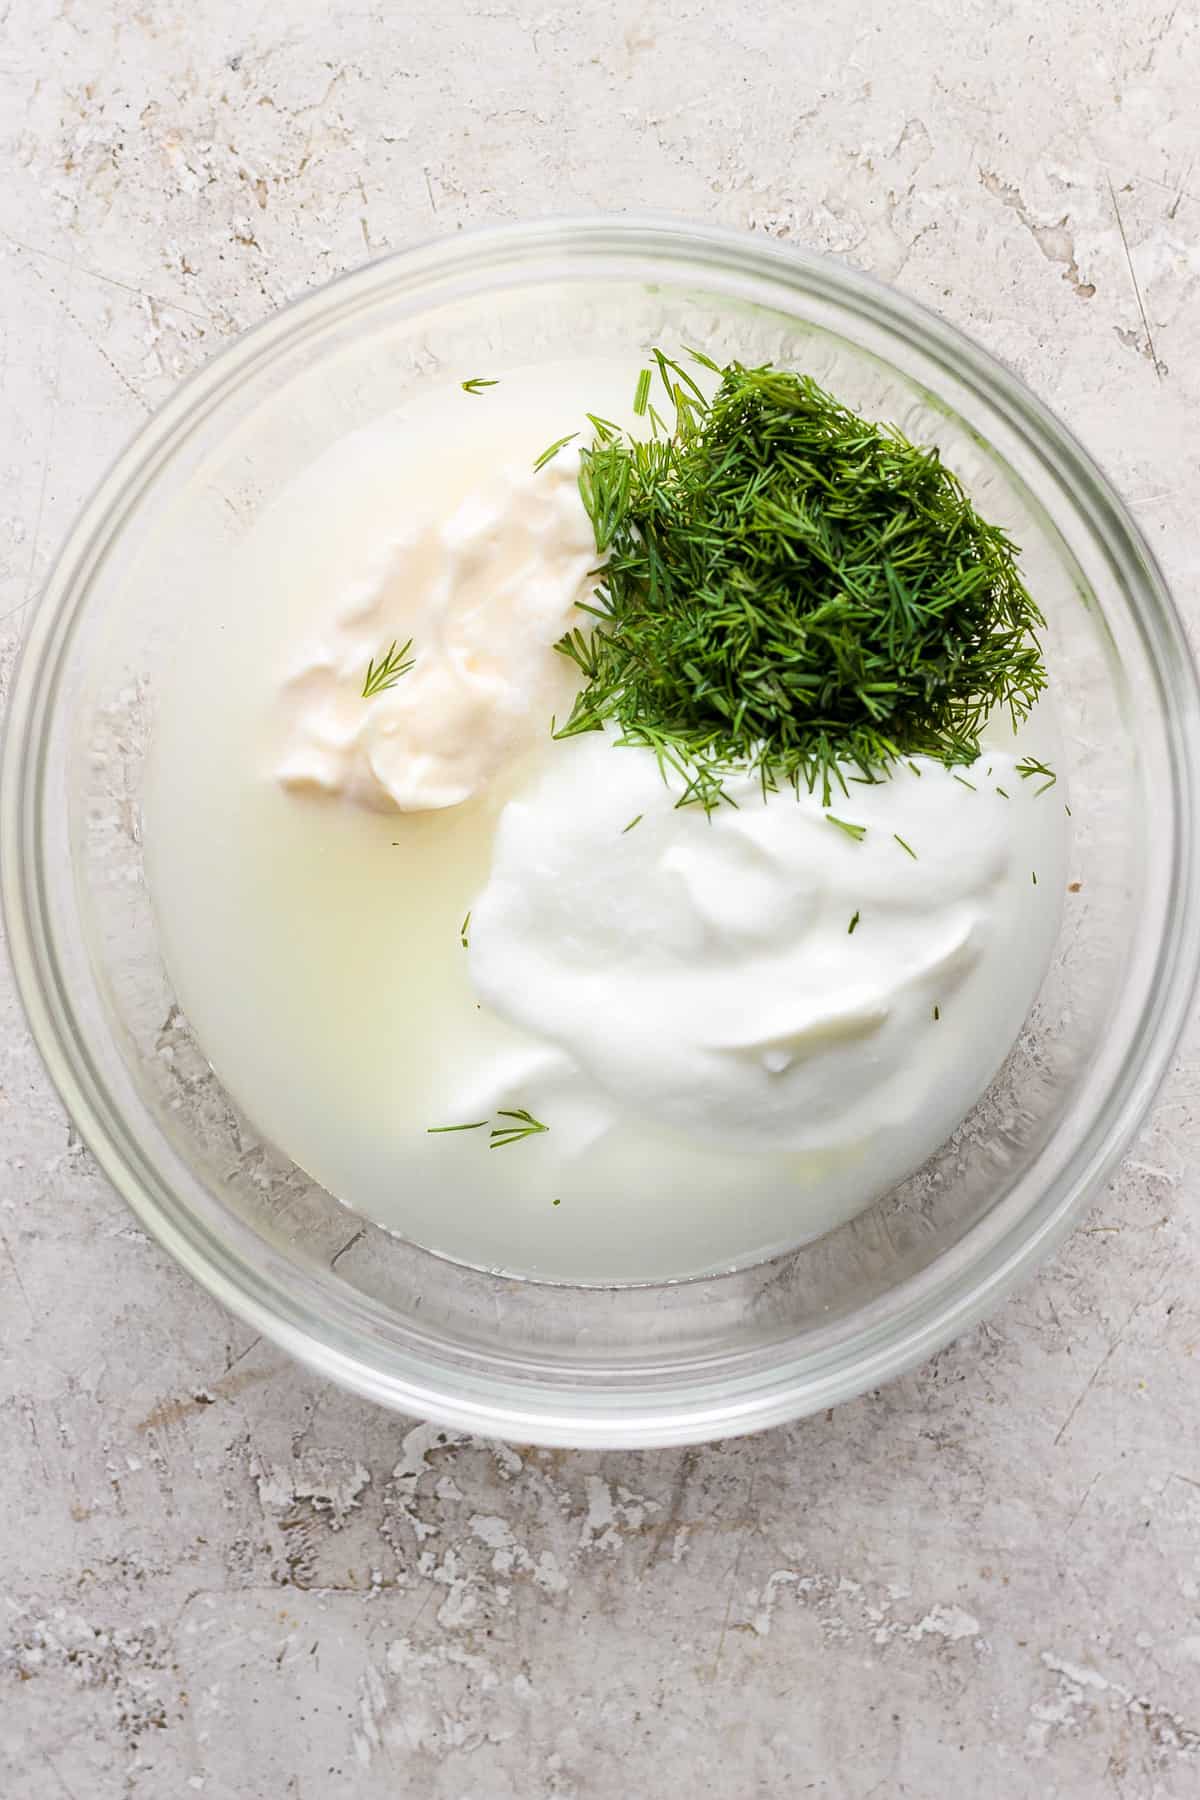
469 731 1059 1154
273 452 593 811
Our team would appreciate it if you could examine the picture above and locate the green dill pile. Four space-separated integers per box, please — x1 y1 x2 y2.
553 352 1047 808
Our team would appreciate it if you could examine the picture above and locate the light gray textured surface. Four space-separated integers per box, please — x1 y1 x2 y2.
2 4 1199 1795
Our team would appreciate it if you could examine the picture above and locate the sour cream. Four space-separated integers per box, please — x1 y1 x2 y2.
471 732 1063 1157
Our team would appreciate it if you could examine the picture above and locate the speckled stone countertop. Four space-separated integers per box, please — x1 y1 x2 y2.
2 5 1199 1796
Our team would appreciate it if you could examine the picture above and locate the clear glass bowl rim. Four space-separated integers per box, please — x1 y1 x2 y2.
4 213 1199 1448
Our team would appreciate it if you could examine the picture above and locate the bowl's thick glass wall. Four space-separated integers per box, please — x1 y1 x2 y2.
4 220 1197 1445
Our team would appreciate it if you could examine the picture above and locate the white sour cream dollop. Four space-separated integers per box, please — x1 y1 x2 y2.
469 730 1062 1154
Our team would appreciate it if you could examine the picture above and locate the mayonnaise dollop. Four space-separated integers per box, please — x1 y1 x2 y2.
273 453 593 811
469 730 1063 1154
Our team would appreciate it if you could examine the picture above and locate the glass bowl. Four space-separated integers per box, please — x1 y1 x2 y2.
4 216 1198 1448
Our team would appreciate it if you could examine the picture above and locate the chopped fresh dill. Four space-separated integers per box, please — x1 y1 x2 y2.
1065 803 1072 817
1016 755 1057 796
893 833 918 859
1032 869 1038 885
533 432 579 473
556 353 1046 810
953 774 977 792
848 909 861 935
646 402 669 439
933 1004 941 1021
428 1108 549 1147
683 344 722 373
995 785 1009 798
827 813 867 843
622 814 643 834
489 1108 549 1150
362 638 414 698
461 376 499 394
633 368 652 416
460 910 471 949
587 413 620 444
